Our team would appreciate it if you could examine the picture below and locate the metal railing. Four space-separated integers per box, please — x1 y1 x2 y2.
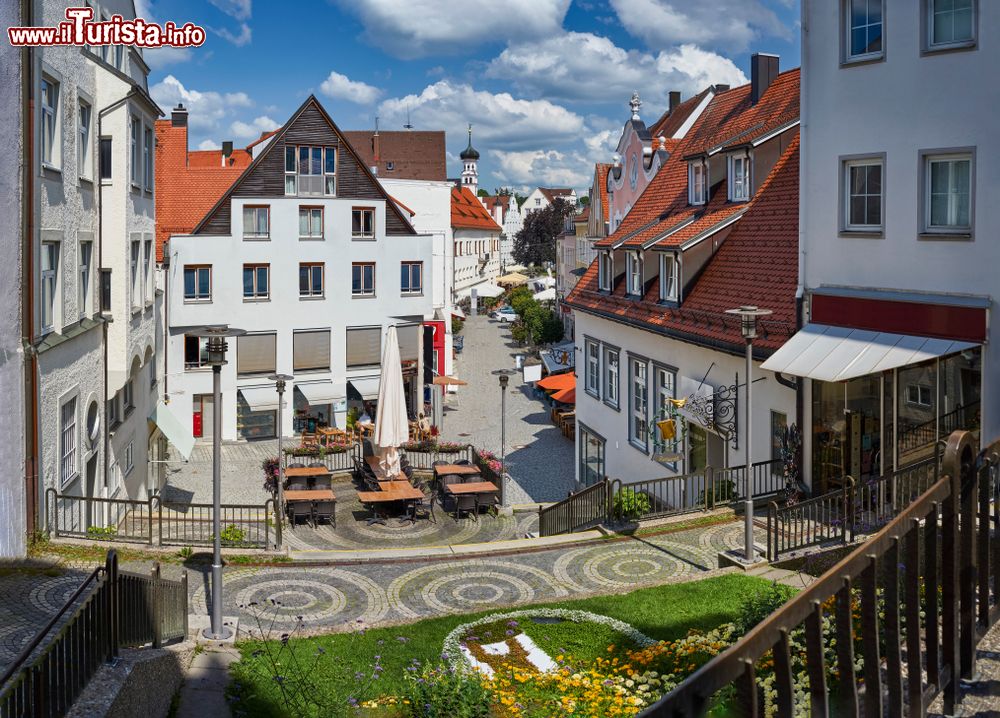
643 429 996 717
766 478 854 561
46 490 276 549
539 480 611 536
724 459 785 500
400 445 473 470
0 550 188 718
283 442 361 473
852 452 939 534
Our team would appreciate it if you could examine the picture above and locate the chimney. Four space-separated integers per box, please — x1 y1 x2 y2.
751 53 779 105
714 84 730 93
171 103 188 127
668 91 680 114
221 141 233 166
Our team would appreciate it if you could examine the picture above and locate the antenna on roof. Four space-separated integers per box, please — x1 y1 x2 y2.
404 104 413 131
374 116 379 136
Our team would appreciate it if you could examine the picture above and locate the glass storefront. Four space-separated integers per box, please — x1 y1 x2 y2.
293 388 331 434
236 395 276 440
811 348 981 493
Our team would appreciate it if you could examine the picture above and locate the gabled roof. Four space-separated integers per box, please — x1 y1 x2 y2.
595 68 799 251
538 187 575 203
190 95 417 236
566 134 800 356
649 88 712 139
341 130 447 181
452 186 502 231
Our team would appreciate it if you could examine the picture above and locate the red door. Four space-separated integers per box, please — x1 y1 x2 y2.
193 401 203 438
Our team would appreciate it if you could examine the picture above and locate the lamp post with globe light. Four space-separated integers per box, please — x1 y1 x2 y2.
492 369 517 478
268 373 294 552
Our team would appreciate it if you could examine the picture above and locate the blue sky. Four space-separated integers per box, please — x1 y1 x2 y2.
141 0 800 193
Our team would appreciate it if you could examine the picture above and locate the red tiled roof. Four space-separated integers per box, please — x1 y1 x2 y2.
577 206 590 222
154 121 246 262
596 68 799 251
452 186 502 231
594 163 612 221
246 128 279 150
649 88 711 139
539 187 575 203
342 130 447 181
566 134 800 355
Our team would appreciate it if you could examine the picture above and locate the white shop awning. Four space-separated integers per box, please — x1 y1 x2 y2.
148 400 194 461
760 323 978 383
296 381 344 405
347 377 381 401
469 283 504 298
238 386 280 412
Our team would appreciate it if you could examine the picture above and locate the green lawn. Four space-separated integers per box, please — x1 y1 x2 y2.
228 573 773 717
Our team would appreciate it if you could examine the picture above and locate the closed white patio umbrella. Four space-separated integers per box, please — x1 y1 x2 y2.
374 325 409 477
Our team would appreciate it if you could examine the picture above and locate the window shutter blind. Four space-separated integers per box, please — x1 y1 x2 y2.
237 333 276 375
397 324 419 361
346 327 381 368
293 330 331 371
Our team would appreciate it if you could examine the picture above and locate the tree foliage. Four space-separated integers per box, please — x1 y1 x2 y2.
512 198 572 267
506 286 564 345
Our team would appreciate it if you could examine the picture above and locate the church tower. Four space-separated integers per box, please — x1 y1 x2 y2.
460 124 480 195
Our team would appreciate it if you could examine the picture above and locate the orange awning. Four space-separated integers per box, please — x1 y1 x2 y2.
551 386 576 404
536 373 575 391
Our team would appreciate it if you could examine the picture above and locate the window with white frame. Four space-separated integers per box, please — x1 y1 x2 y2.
123 376 134 413
928 0 974 49
352 262 376 296
843 158 883 231
41 241 59 332
603 346 619 408
924 153 972 233
299 263 324 298
626 252 643 296
299 206 323 239
99 137 112 180
60 396 77 486
143 239 152 303
845 0 883 61
285 145 335 196
242 205 270 239
79 240 92 318
585 339 600 396
184 335 210 369
143 125 153 190
400 262 423 295
598 252 613 291
123 439 134 475
78 100 91 179
907 383 933 408
130 115 139 185
655 366 677 424
130 240 140 309
243 264 270 300
660 254 678 302
41 76 59 168
352 208 375 239
729 153 749 201
183 265 211 301
629 358 649 449
107 393 120 428
689 160 707 205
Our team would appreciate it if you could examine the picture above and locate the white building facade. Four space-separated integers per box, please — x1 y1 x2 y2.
165 97 434 441
765 0 997 493
521 187 577 222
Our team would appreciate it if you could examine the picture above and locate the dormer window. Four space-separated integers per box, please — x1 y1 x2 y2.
660 254 678 302
626 252 643 296
689 160 707 205
598 252 613 291
729 153 750 202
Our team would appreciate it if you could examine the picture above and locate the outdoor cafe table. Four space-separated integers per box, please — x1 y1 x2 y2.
444 481 498 495
284 489 336 502
285 466 332 479
357 485 425 525
432 464 481 477
377 480 414 492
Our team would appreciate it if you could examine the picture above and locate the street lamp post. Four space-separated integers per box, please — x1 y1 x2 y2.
268 373 294 552
725 306 772 563
492 369 517 478
194 325 246 640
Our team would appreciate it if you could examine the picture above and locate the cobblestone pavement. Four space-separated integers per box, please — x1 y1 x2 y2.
0 563 91 673
443 315 576 503
185 520 764 633
161 439 287 505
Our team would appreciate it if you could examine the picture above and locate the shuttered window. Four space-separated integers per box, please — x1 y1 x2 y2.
346 326 381 368
397 324 419 361
293 329 331 372
237 333 276 376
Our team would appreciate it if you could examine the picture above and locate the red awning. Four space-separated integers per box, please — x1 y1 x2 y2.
536 373 575 391
551 386 576 404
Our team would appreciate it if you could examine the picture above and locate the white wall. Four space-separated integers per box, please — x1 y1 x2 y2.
573 312 796 485
167 196 435 441
801 0 1000 442
453 228 501 296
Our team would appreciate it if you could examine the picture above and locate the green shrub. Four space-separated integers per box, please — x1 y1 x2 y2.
86 525 118 540
401 663 492 718
734 582 794 636
697 477 736 507
178 546 194 559
509 321 530 345
220 524 246 545
451 317 465 335
612 487 651 521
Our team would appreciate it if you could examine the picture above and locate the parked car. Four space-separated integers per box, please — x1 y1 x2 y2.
491 306 517 323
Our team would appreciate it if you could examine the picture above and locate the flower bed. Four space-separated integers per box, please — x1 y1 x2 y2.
399 440 467 453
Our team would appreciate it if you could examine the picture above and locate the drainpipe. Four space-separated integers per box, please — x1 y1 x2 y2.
97 89 138 496
798 0 811 486
22 0 38 538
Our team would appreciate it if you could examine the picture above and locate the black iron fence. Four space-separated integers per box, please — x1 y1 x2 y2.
539 480 611 536
46 489 277 549
283 442 361 473
400 446 473 469
0 550 188 718
641 429 995 717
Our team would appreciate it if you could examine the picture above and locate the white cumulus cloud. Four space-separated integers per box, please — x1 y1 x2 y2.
319 71 383 105
489 149 593 191
150 75 253 133
230 115 280 141
609 0 791 52
197 139 221 151
334 0 571 58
